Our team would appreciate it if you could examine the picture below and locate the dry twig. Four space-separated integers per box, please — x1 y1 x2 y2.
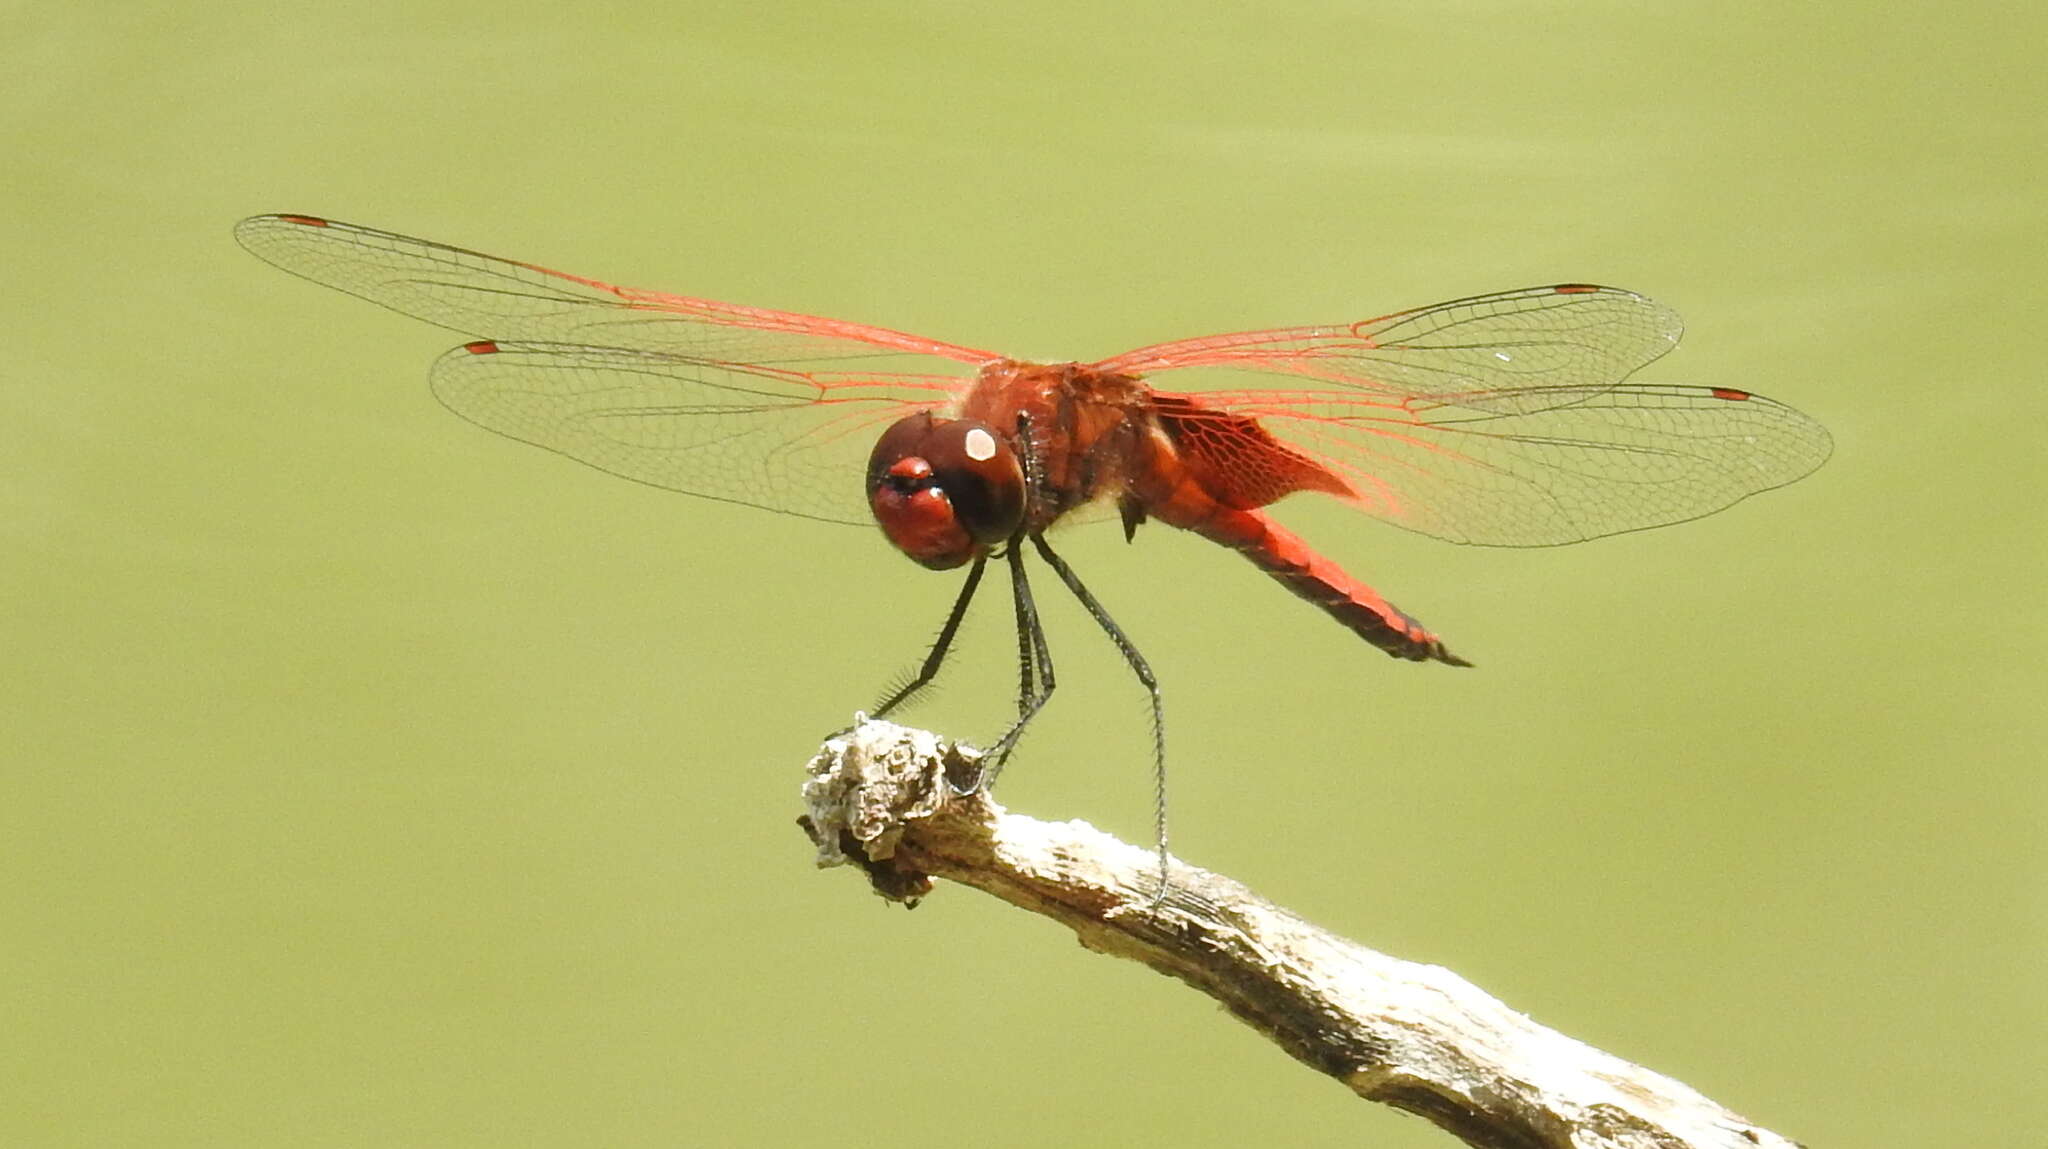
798 719 1797 1149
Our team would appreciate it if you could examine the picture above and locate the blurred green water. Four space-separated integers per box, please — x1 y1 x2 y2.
4 3 2041 1146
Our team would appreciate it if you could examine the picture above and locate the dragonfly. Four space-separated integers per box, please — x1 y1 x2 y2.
235 214 1831 878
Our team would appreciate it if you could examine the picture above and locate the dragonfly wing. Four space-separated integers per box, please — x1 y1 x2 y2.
1110 286 1829 545
1099 285 1684 415
234 214 998 368
237 214 999 525
1169 382 1832 545
430 341 960 525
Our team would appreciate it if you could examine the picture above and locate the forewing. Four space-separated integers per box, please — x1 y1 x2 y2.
1110 287 1830 545
236 214 994 524
234 213 998 369
432 341 959 525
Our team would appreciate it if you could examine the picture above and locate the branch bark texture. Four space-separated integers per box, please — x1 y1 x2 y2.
799 719 1796 1149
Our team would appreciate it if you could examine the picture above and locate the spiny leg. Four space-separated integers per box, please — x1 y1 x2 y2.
979 541 1057 793
1028 533 1171 896
1008 547 1043 721
869 553 989 721
1016 548 1054 724
974 407 1059 792
1008 409 1054 724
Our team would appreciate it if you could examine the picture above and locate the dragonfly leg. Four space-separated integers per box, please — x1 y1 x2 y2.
970 407 1059 792
1011 549 1050 720
977 541 1057 793
1029 533 1172 896
869 552 988 720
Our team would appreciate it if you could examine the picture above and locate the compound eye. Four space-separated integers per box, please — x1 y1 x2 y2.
923 421 1025 544
864 415 1027 569
866 413 939 498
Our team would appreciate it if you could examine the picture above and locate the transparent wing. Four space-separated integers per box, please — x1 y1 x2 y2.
1099 284 1682 413
1107 286 1830 545
235 214 999 368
430 341 960 524
236 214 991 523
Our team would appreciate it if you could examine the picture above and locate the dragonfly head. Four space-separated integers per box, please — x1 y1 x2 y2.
867 412 1026 569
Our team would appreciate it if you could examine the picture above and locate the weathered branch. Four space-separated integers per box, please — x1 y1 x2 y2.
798 719 1797 1149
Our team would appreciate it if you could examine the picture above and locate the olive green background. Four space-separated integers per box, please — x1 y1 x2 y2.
6 3 2040 1145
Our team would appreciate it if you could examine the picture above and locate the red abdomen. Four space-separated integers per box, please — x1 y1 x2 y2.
1135 391 1467 665
1190 507 1466 664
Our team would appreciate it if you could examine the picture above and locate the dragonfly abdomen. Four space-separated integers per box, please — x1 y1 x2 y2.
1197 508 1469 666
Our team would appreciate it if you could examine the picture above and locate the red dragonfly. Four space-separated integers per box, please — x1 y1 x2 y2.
236 214 1829 842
